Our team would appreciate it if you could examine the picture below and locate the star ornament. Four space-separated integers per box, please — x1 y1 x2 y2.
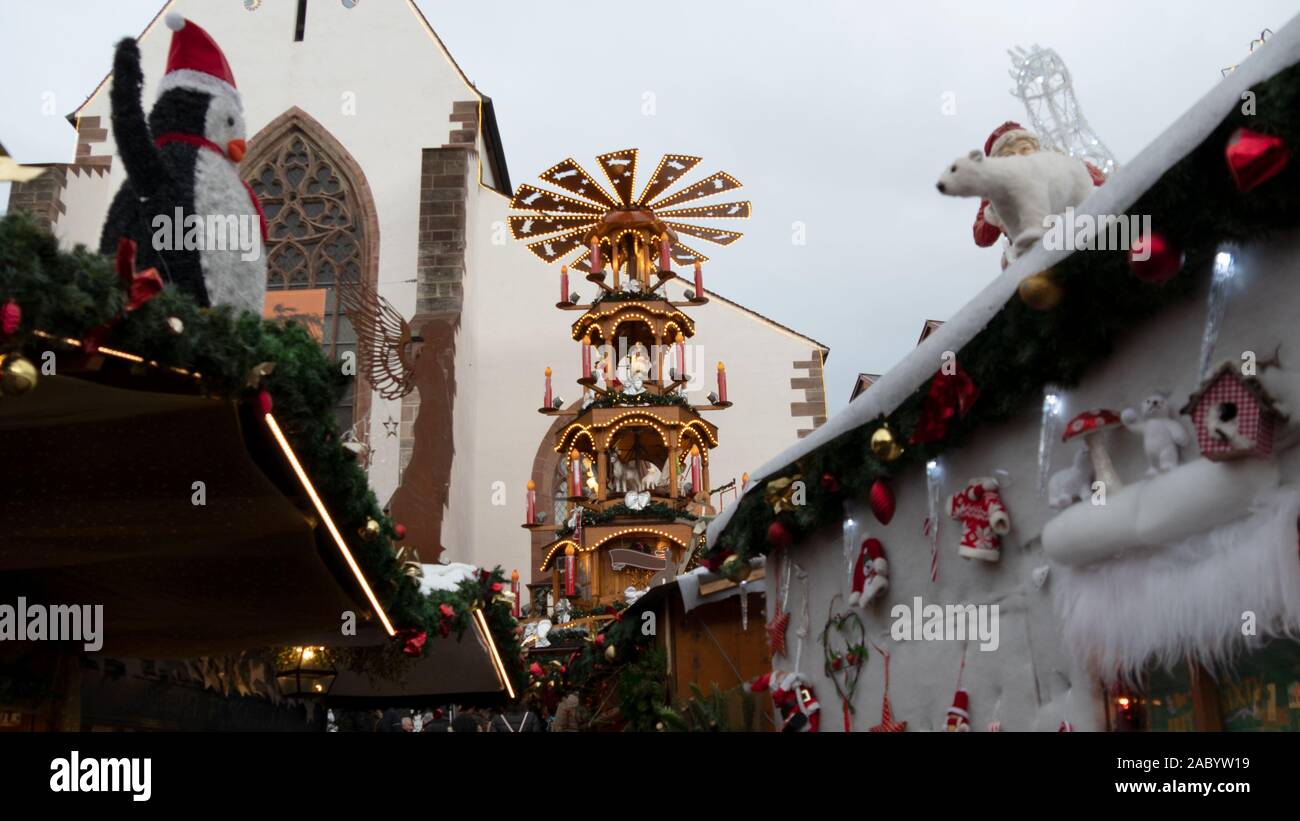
383 416 400 438
766 608 791 657
869 694 907 733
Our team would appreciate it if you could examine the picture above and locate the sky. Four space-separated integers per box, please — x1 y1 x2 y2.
1 0 1296 412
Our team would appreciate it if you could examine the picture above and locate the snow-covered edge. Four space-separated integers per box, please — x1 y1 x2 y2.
708 13 1300 547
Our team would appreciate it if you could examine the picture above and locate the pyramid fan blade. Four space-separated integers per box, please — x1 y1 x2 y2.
511 184 606 215
540 158 620 208
656 201 752 220
649 172 742 209
569 248 592 273
508 214 596 239
663 221 743 245
527 227 590 263
670 239 710 265
636 154 702 205
595 148 639 206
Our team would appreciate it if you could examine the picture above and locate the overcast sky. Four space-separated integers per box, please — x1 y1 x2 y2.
1 0 1296 411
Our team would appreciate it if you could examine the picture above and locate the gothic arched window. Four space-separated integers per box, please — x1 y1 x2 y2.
243 107 380 435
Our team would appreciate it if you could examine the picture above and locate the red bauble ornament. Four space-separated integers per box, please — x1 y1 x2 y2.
869 479 896 525
1 300 20 335
394 523 407 540
256 389 274 415
594 633 605 647
766 520 794 551
820 472 840 493
1128 233 1183 283
1225 127 1290 192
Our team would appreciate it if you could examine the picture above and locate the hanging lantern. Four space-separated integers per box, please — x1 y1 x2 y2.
275 646 337 698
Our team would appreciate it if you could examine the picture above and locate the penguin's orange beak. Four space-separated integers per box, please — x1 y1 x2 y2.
227 139 247 162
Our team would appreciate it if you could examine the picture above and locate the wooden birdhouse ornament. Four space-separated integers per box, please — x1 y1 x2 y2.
1180 363 1288 461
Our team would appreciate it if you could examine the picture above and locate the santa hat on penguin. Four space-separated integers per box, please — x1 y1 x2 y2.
158 13 242 107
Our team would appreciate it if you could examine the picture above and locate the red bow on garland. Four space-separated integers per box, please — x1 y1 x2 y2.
909 364 979 444
83 238 165 354
397 628 428 657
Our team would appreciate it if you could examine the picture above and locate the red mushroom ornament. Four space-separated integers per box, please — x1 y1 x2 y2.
1062 409 1124 490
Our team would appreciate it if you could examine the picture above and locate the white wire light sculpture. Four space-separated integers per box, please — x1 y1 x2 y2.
1008 45 1118 177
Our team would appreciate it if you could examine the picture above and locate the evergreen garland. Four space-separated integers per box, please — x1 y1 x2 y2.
710 61 1300 567
0 213 522 690
554 501 695 538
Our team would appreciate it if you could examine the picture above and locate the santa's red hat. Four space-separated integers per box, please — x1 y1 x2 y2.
945 688 971 731
158 13 239 102
984 120 1035 157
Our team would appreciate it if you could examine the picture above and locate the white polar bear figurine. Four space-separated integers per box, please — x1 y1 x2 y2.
1048 446 1094 509
936 149 1093 264
1121 393 1191 476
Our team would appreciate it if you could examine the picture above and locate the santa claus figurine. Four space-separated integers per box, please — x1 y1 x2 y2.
948 477 1011 563
972 121 1107 266
848 537 889 607
945 689 971 732
751 671 821 732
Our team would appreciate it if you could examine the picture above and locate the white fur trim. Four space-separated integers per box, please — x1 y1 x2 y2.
947 706 969 719
1053 486 1300 680
157 68 241 107
1044 457 1279 566
959 545 1000 562
165 11 185 31
990 128 1034 157
873 557 889 574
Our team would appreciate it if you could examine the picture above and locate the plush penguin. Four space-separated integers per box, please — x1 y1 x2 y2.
99 13 267 314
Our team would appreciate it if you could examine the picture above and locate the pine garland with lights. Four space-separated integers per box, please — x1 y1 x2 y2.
709 60 1300 568
0 212 522 691
555 501 695 538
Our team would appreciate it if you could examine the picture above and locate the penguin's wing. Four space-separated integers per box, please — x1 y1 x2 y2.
110 38 169 196
337 277 418 400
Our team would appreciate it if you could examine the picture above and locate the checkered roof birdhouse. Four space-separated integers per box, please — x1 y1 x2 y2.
1180 362 1288 461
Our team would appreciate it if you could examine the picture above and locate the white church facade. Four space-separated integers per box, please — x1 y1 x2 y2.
6 0 828 592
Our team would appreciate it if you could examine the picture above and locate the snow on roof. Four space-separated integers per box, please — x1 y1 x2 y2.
709 12 1300 544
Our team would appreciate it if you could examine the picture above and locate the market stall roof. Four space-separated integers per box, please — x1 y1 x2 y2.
322 625 508 708
0 374 362 657
709 14 1300 548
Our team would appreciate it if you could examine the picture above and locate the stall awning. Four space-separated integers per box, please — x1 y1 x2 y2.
0 375 361 657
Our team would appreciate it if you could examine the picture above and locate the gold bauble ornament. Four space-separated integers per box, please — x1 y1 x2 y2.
870 425 903 462
604 644 618 662
360 518 382 540
1018 269 1063 311
0 353 38 397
